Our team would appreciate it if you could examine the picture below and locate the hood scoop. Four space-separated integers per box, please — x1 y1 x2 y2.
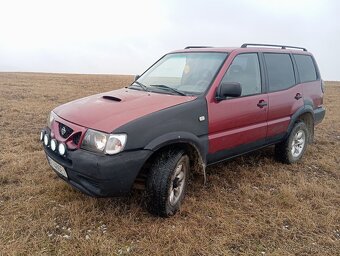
102 95 122 102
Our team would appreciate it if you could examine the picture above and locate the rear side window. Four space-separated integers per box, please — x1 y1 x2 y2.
264 53 295 92
294 54 317 82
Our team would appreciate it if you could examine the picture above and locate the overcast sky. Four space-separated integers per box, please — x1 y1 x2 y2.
0 0 339 80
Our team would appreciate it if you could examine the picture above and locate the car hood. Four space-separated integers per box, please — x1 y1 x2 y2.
54 88 196 133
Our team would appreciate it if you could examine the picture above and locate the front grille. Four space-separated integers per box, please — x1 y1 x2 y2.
59 123 73 138
72 132 82 145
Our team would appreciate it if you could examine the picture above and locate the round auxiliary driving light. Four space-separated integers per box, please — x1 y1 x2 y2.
58 143 66 156
44 134 49 146
40 131 45 141
50 139 57 151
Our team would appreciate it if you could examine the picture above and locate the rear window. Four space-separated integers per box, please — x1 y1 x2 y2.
294 54 317 83
264 53 296 92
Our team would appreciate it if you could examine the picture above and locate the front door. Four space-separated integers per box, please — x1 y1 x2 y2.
207 53 268 163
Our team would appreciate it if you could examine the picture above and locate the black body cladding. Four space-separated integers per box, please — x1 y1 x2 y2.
113 97 209 160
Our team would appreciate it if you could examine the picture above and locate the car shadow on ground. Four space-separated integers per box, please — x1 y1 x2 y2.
55 146 277 217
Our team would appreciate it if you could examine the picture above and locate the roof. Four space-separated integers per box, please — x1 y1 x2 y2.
170 44 311 55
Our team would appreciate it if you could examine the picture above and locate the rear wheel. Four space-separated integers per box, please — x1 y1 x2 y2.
275 121 309 164
146 149 189 217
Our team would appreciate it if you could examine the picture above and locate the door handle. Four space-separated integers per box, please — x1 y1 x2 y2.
257 100 268 108
295 93 302 100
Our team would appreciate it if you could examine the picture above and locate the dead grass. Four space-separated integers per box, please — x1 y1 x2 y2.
0 72 339 255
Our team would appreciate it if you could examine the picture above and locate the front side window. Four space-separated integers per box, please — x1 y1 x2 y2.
294 54 317 83
264 53 296 92
132 52 227 95
221 53 261 96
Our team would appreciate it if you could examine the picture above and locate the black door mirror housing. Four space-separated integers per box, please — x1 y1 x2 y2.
134 75 140 81
216 82 242 101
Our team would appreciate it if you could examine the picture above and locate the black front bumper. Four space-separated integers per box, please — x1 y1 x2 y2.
44 146 151 197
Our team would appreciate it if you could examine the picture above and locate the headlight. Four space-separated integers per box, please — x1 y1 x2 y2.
81 129 127 155
105 134 127 155
81 129 107 153
47 111 55 128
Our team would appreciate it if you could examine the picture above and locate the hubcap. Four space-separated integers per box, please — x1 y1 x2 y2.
168 157 188 206
291 130 306 158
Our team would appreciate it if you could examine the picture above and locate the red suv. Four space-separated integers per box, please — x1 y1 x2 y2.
41 43 325 217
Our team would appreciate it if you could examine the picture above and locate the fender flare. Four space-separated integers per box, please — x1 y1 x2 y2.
144 131 208 165
286 105 314 139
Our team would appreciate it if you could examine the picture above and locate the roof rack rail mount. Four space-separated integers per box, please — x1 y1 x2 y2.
185 46 212 49
241 43 307 51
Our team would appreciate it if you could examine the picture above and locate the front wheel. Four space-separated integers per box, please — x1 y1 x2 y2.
275 121 309 164
146 149 190 217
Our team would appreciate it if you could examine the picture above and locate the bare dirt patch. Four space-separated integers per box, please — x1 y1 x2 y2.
0 73 339 255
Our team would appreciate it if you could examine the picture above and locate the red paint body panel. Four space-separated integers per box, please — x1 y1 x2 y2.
50 113 87 149
208 95 268 153
204 48 321 155
51 47 323 159
267 84 304 138
302 80 324 109
205 50 268 153
54 88 196 133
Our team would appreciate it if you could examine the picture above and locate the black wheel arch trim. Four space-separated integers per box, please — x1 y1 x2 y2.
144 131 208 164
286 105 314 140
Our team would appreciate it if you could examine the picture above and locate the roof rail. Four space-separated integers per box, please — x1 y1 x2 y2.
184 46 212 49
241 43 307 52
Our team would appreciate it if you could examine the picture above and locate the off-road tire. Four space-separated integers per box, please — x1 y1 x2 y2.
146 149 189 217
275 121 309 164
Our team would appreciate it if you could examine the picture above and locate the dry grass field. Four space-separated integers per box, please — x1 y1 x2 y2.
0 73 339 255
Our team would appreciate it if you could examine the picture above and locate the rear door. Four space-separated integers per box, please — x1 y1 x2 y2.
207 52 268 163
264 53 304 141
293 54 323 120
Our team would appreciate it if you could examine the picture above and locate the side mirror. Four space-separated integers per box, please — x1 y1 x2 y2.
216 82 242 101
134 75 140 81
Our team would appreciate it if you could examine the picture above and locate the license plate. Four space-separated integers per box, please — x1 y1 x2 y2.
48 156 68 178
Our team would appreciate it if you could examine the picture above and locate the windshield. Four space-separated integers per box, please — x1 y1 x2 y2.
131 52 227 95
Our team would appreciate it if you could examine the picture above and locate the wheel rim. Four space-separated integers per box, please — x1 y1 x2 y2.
168 156 188 206
291 129 306 158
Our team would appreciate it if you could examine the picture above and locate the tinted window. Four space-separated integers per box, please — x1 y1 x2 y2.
294 54 317 82
264 53 295 92
222 53 261 96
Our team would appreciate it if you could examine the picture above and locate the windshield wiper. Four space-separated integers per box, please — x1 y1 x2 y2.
149 84 186 96
131 81 149 92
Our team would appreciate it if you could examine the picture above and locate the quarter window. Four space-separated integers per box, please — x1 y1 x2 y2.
221 53 261 96
264 53 295 92
294 54 317 83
